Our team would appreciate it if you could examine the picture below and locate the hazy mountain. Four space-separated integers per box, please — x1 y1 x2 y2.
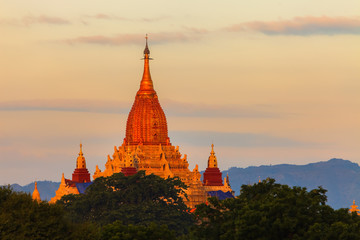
222 158 360 209
10 181 60 201
9 158 359 209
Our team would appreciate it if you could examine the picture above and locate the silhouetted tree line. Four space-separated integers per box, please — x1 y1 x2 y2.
2 172 360 240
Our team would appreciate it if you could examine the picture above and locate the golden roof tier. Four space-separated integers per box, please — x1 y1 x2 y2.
124 36 169 146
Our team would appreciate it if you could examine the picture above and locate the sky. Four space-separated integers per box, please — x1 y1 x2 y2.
0 0 359 185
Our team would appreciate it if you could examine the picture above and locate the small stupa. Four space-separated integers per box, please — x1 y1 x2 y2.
32 181 41 202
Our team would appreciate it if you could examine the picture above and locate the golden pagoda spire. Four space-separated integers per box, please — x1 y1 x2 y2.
32 181 41 202
76 143 86 169
79 142 83 155
208 144 218 168
138 34 155 94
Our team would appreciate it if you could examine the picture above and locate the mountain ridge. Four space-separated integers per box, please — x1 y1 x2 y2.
222 158 360 209
8 158 359 209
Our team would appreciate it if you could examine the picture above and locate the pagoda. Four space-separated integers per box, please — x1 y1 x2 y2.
203 144 233 194
93 36 211 208
72 143 91 183
50 144 92 203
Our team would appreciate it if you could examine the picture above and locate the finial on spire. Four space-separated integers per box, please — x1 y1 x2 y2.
144 34 150 56
138 35 155 94
208 144 218 168
77 142 86 169
79 142 83 155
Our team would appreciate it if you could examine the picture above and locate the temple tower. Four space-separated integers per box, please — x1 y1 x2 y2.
50 144 91 203
72 143 91 183
202 144 234 195
94 37 207 208
125 36 169 146
203 144 223 186
32 181 41 202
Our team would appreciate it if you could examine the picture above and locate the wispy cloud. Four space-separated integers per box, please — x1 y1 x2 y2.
225 16 360 35
83 14 169 22
59 15 360 46
170 130 312 148
0 15 70 26
22 15 70 25
84 14 128 21
64 31 203 46
163 100 281 118
140 16 170 22
0 99 130 114
0 99 282 118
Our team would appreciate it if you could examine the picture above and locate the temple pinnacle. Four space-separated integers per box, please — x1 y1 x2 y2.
32 181 41 202
144 34 150 56
79 142 83 156
138 35 155 94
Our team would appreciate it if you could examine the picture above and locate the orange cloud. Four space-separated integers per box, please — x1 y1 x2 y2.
226 16 360 35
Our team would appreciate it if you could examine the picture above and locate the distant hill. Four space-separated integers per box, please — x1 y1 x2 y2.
8 158 360 209
10 181 60 201
222 158 360 209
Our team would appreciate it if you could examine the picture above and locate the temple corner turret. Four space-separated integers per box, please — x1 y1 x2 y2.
50 144 91 203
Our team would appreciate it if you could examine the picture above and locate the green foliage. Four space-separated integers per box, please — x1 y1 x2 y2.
57 171 194 235
192 178 360 240
7 174 360 239
0 185 71 240
100 220 176 240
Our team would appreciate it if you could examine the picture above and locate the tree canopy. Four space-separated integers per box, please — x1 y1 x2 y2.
0 185 71 240
57 171 194 236
4 174 360 239
192 178 360 240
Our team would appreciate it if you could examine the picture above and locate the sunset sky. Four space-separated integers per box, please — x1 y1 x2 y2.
1 0 359 185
